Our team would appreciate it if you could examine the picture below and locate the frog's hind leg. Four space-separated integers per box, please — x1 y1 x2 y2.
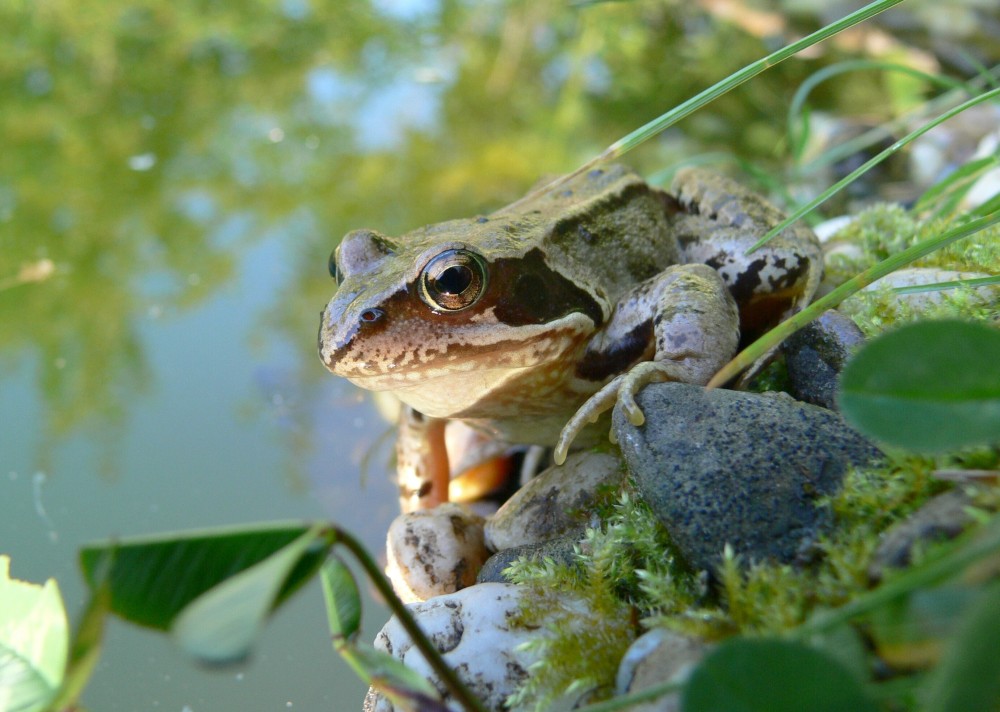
669 167 822 344
555 263 738 464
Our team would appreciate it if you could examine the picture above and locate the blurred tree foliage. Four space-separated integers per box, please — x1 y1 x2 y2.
1 0 985 462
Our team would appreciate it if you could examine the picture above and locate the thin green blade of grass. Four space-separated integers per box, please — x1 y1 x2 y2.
969 191 1000 219
787 59 969 162
748 86 1000 253
706 209 1000 389
914 154 999 213
956 50 1000 91
603 0 908 160
499 0 908 213
893 274 1000 295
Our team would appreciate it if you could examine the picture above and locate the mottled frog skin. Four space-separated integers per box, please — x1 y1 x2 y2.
319 165 821 508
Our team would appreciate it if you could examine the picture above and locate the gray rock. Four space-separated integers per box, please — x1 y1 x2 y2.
476 535 581 584
868 489 977 583
615 628 708 712
783 309 866 410
484 450 623 552
614 382 882 572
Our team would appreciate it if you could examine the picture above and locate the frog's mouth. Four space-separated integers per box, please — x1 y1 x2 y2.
329 313 595 419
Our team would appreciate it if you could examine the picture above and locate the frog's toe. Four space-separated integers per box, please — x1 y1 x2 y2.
554 375 626 465
616 360 679 426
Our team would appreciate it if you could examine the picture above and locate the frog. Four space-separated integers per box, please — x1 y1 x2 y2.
319 164 821 511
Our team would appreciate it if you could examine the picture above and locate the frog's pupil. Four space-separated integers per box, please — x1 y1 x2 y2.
435 265 473 295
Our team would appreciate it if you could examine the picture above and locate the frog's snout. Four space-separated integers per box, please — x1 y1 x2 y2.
318 302 353 372
318 299 390 375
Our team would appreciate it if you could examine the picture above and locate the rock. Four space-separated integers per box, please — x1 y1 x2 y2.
615 628 708 712
385 503 490 603
484 450 623 552
783 309 866 410
868 489 978 583
614 382 883 572
365 583 555 712
476 534 581 584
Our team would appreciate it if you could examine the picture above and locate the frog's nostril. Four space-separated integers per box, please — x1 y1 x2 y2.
360 308 385 324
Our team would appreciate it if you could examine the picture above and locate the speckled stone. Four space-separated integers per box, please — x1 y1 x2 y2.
783 309 866 410
615 628 708 712
484 450 623 552
868 489 979 583
363 582 573 712
385 503 490 603
614 382 883 572
476 534 582 584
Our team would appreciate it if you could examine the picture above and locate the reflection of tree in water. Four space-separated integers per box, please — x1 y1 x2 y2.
2 0 974 476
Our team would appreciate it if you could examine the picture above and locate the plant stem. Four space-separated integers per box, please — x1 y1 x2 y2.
333 527 489 712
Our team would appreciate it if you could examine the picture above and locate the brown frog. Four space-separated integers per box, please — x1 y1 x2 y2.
319 165 821 510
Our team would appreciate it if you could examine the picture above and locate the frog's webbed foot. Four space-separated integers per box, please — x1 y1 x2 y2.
553 359 690 465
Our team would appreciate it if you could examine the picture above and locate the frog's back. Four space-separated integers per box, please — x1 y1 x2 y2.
507 164 683 305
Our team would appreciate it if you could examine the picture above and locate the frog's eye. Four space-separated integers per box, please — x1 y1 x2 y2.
328 248 344 286
419 249 487 311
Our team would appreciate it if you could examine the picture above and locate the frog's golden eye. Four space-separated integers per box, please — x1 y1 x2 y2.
420 249 487 311
328 248 344 286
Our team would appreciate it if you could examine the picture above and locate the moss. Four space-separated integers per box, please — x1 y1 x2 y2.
504 489 697 710
818 202 999 336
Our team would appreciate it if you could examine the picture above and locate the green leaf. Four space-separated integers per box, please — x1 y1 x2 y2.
319 560 443 710
0 556 68 712
838 320 1000 452
79 521 324 630
348 645 444 711
923 582 1000 712
171 524 330 663
681 638 878 712
321 557 362 643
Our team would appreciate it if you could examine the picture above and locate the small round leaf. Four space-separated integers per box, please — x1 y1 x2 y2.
839 320 1000 452
682 638 877 712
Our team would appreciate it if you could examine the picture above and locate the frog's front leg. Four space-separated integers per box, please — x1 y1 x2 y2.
554 263 738 464
396 406 450 513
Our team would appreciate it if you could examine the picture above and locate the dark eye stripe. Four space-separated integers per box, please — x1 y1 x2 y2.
489 248 604 328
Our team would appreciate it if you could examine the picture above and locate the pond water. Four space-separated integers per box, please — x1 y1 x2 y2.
1 1 984 709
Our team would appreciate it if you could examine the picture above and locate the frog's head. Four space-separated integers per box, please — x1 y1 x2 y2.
318 217 605 419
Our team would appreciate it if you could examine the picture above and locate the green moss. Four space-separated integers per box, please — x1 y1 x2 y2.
820 203 999 336
504 489 697 710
